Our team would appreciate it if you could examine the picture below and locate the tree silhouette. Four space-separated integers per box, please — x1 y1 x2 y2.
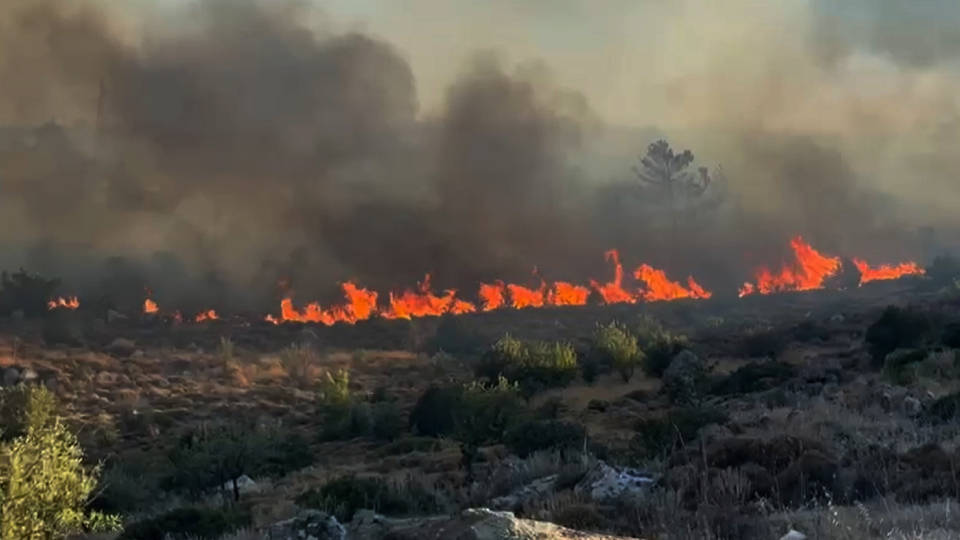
633 140 713 239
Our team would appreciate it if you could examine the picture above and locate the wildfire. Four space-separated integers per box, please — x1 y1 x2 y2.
47 296 79 310
86 238 924 327
739 236 842 297
195 309 218 322
590 250 637 304
634 265 712 301
853 258 925 285
380 274 476 320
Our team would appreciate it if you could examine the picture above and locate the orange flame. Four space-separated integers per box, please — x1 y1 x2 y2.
739 236 841 296
507 279 548 309
479 281 506 311
590 249 637 304
380 274 476 320
195 309 218 322
852 258 925 285
279 281 380 325
548 281 590 306
47 296 80 310
634 265 712 301
144 298 159 314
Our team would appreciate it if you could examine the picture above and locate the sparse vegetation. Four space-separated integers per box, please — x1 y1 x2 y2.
866 306 932 364
280 343 318 385
296 474 441 522
117 506 251 540
476 335 578 399
638 322 690 378
505 420 587 458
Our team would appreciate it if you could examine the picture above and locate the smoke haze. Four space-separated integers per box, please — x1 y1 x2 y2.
0 0 957 310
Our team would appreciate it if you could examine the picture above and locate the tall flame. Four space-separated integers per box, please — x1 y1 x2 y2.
144 298 159 314
47 296 79 310
590 249 637 304
852 258 925 285
548 281 590 306
479 281 506 311
739 236 841 296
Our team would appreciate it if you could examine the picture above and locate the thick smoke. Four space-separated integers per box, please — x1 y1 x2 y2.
0 0 956 311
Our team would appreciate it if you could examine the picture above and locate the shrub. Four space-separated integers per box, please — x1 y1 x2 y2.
882 348 928 385
380 437 443 456
865 306 931 364
661 350 709 404
709 361 797 395
0 268 60 317
281 343 318 385
476 336 578 399
455 377 526 448
737 326 789 358
372 403 407 442
166 421 268 501
93 450 172 515
926 392 960 423
641 330 689 378
259 428 314 477
296 475 439 522
318 369 352 407
590 322 643 382
633 407 728 459
117 506 251 540
409 385 462 437
505 420 587 458
0 386 121 538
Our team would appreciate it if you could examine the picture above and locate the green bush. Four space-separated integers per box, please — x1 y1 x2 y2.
409 386 463 437
455 377 526 448
505 420 587 458
93 451 172 515
883 348 928 385
633 407 728 458
640 330 689 378
296 475 439 522
476 336 578 399
709 361 797 395
0 386 121 538
866 306 932 364
590 322 643 382
117 506 251 540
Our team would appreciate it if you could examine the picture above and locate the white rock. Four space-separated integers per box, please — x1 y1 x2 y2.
222 474 259 495
780 530 807 540
574 462 655 501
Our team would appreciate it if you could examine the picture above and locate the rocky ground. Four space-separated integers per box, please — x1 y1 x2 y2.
4 278 960 539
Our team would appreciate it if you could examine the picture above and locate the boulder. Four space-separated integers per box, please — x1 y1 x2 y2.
781 530 807 540
106 338 137 357
401 508 638 540
574 461 655 502
267 509 345 540
19 368 38 384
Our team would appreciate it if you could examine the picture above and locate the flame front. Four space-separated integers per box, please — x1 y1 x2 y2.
144 298 159 314
634 265 712 301
739 236 841 296
47 296 79 310
479 281 506 311
853 258 925 285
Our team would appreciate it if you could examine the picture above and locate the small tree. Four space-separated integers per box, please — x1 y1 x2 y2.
633 140 715 243
0 386 120 539
168 422 268 502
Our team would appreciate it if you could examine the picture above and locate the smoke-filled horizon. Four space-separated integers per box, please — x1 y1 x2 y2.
0 0 956 312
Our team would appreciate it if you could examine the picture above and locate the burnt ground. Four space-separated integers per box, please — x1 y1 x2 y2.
4 276 960 539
